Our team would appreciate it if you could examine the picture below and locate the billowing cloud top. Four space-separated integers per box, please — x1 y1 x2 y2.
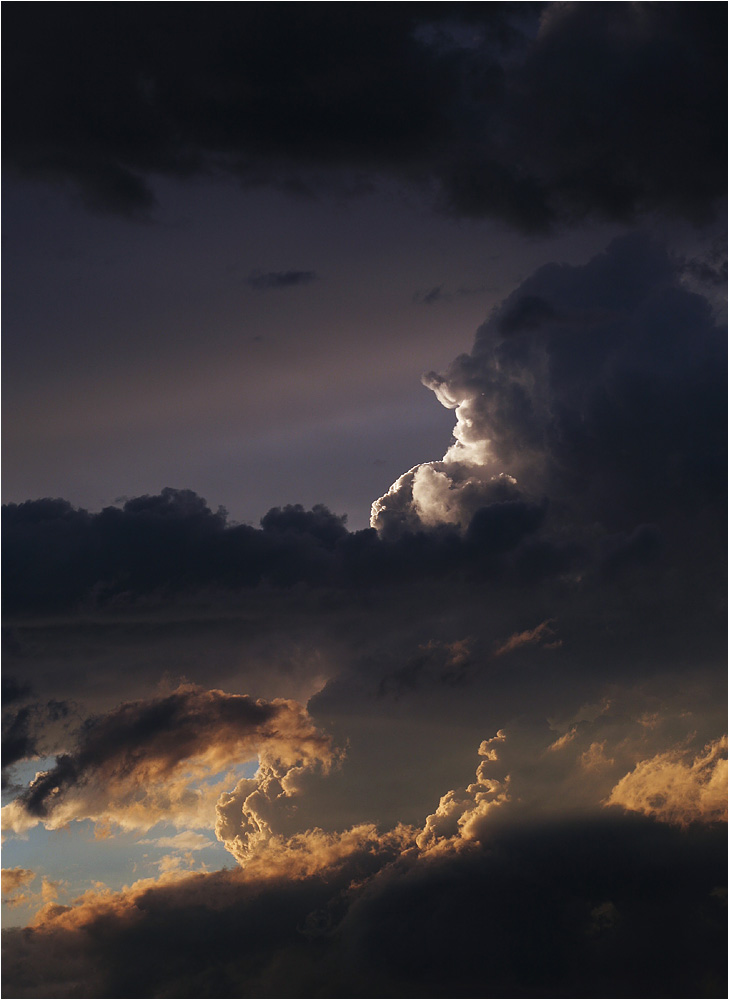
372 233 725 536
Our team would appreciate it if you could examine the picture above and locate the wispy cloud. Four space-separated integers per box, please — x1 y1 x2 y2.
247 270 318 290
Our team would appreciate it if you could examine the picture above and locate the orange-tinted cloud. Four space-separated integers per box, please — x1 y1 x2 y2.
606 735 728 827
2 685 333 835
2 868 35 899
493 619 558 657
417 730 510 852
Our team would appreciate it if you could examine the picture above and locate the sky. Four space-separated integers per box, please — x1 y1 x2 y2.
2 4 727 997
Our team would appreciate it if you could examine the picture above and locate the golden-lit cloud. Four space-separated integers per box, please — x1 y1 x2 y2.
1 869 61 916
493 619 559 657
606 736 728 827
142 831 215 852
547 726 578 752
580 740 615 773
215 732 518 877
224 822 414 880
2 868 35 899
214 745 388 876
417 730 510 852
2 685 334 836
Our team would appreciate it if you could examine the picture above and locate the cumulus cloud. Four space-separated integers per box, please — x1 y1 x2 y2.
417 730 510 851
2 685 333 835
371 234 725 542
1 869 61 916
2 483 569 622
2 868 35 900
216 713 728 884
607 736 728 827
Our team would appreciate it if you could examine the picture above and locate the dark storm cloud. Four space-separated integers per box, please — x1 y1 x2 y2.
380 233 725 539
1 692 75 790
2 815 725 998
496 293 560 334
1 675 33 706
3 4 724 229
679 240 728 292
2 488 575 618
1 708 36 785
7 685 329 830
247 270 318 291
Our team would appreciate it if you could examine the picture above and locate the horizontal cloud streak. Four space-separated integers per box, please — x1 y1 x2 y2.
247 269 318 290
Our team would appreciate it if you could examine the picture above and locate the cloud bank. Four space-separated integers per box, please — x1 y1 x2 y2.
2 728 725 998
5 5 725 228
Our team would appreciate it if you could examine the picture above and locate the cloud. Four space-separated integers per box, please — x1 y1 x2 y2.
4 6 724 228
2 783 726 997
2 484 571 620
371 234 725 544
2 868 36 899
493 619 558 656
2 685 333 835
2 707 37 781
417 285 450 306
377 638 473 697
1 235 725 993
247 269 318 290
5 236 724 642
607 736 728 827
142 831 215 852
416 730 510 851
1 676 33 705
2 491 348 614
3 238 724 826
413 284 486 306
2 697 77 790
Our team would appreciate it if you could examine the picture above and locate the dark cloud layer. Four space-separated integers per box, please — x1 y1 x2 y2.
2 816 725 998
4 4 725 229
1 488 572 618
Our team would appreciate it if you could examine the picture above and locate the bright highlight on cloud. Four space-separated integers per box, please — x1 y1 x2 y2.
372 234 724 541
607 736 728 828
